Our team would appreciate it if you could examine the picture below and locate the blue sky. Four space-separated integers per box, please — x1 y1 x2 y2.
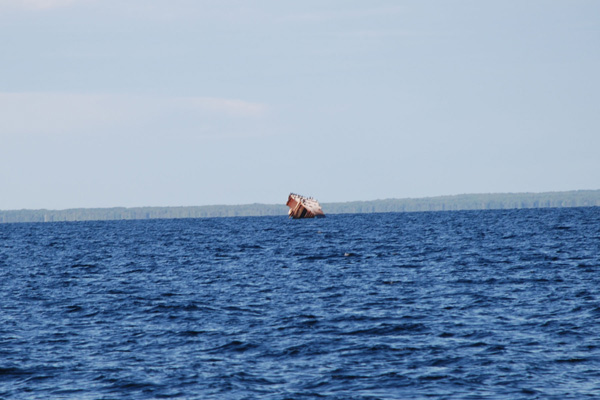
1 0 598 210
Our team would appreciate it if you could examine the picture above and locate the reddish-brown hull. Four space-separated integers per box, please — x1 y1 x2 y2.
286 194 325 219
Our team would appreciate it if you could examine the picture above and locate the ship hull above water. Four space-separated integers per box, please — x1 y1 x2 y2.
286 193 325 219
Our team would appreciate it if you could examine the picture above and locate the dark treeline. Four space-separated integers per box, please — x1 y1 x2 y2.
0 204 288 224
326 190 600 214
1 190 599 224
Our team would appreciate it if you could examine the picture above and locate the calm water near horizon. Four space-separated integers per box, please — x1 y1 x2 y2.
1 208 599 399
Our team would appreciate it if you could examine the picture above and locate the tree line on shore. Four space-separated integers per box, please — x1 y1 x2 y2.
1 190 599 224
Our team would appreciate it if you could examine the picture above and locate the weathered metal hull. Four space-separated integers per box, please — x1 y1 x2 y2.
286 193 325 219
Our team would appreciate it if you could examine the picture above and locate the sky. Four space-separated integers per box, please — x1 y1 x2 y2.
1 0 599 210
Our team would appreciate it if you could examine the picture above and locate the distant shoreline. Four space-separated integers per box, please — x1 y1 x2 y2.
1 190 599 224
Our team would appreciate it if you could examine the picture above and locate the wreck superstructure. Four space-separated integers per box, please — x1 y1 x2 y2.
286 193 325 219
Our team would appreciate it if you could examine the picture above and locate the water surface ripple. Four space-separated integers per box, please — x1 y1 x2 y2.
1 208 599 399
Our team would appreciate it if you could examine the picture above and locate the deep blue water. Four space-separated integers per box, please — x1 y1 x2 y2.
1 208 599 399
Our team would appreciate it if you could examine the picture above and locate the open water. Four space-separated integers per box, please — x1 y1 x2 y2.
1 208 599 399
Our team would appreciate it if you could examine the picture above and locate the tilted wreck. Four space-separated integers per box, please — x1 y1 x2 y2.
286 193 325 219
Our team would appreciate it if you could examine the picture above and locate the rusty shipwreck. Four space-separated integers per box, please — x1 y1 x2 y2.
286 193 325 219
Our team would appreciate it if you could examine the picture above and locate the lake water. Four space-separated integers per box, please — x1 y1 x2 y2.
1 208 599 399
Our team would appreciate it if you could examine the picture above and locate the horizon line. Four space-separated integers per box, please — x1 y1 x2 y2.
2 189 599 212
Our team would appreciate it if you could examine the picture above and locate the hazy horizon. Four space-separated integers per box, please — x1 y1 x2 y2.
2 188 598 212
2 1 598 210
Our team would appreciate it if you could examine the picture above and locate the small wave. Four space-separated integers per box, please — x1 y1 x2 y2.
299 253 343 261
149 303 215 313
69 263 98 269
106 379 164 394
553 225 573 230
330 370 369 381
555 357 588 363
178 330 205 337
418 374 449 381
65 304 84 313
211 340 259 354
0 366 32 378
482 344 507 354
343 323 427 336
222 305 263 315
239 244 264 250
